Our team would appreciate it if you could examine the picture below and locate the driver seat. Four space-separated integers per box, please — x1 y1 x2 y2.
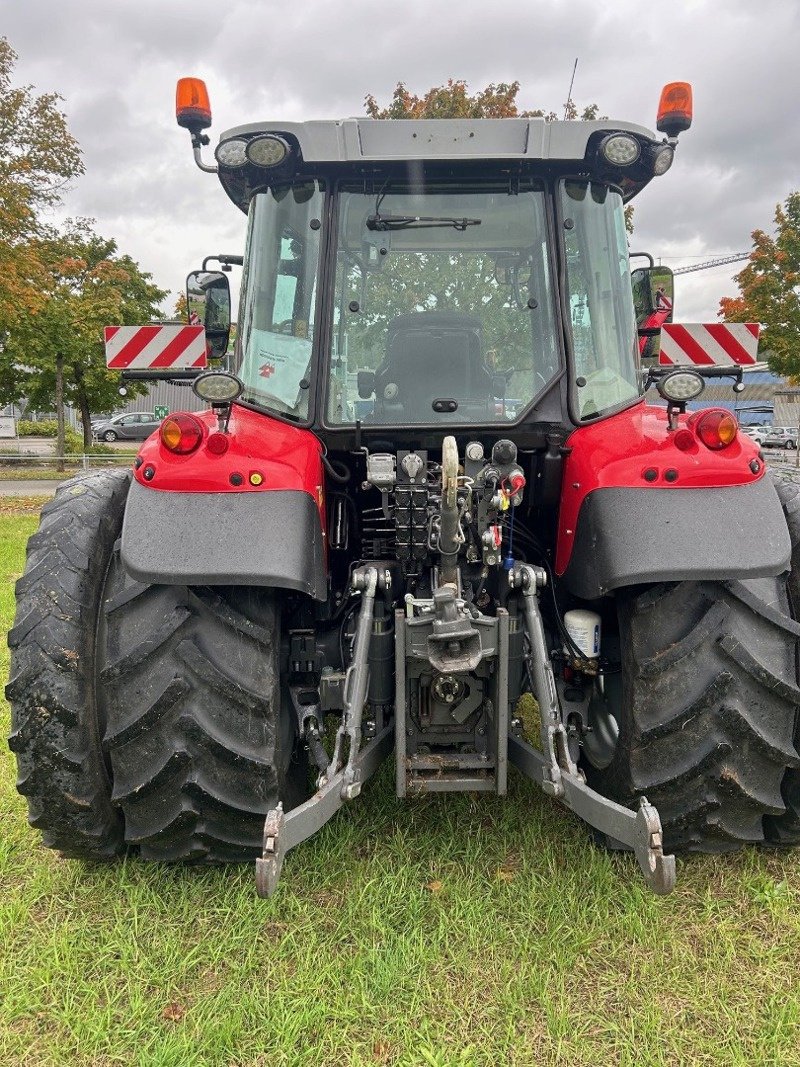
372 312 492 419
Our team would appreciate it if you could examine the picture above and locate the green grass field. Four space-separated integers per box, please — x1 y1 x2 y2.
2 497 800 1066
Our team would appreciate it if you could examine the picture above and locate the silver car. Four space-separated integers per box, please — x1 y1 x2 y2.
756 426 797 450
92 411 161 442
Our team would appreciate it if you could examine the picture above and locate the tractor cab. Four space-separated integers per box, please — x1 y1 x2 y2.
175 82 692 451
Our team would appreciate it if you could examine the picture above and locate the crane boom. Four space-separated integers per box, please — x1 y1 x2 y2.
673 253 749 275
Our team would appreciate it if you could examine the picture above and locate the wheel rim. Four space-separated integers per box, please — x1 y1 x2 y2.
582 673 621 769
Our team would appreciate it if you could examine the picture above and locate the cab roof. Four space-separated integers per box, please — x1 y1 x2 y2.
214 116 660 213
219 116 654 162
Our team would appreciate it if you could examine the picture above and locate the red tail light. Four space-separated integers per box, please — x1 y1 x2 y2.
206 432 229 456
160 413 203 455
693 409 738 451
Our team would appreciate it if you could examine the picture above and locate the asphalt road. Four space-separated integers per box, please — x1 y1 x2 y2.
0 480 64 496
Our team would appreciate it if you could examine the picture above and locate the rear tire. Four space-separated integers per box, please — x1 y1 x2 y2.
7 471 130 859
764 476 800 842
100 555 306 862
584 574 800 852
8 470 307 864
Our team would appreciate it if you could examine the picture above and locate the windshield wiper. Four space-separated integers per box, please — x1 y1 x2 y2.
366 214 481 232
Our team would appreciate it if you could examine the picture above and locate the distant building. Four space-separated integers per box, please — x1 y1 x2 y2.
773 387 800 428
116 379 204 418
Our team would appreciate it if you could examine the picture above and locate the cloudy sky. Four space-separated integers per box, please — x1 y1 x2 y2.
4 0 798 322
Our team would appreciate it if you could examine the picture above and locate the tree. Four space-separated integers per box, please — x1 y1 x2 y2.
0 38 83 333
0 220 167 450
719 191 800 380
365 79 600 122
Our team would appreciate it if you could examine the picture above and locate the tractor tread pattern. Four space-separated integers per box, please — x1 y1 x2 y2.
100 567 287 863
764 476 800 843
588 570 800 852
6 470 131 859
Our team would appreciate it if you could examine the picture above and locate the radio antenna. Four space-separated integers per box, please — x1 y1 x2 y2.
564 58 578 119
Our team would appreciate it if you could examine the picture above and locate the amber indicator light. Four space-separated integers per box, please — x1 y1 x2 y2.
694 410 737 451
176 78 212 130
160 413 204 455
657 82 693 134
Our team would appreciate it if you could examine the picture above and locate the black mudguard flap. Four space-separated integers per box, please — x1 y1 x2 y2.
563 477 791 600
121 481 327 600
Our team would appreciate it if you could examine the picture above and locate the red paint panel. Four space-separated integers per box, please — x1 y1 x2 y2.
131 405 327 531
555 401 764 576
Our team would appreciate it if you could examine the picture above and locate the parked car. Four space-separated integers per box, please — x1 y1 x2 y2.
741 425 767 444
744 426 798 450
92 411 161 442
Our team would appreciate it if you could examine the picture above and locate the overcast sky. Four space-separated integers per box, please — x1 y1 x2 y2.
4 0 798 322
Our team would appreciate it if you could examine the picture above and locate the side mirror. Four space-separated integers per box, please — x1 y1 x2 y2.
187 270 231 361
631 265 674 328
631 264 674 364
357 370 376 399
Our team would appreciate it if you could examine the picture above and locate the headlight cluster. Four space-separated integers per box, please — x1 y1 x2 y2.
214 134 291 170
597 132 675 179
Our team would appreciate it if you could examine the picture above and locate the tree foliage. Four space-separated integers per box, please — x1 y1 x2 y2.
0 38 83 332
719 191 800 379
0 220 167 447
365 79 600 122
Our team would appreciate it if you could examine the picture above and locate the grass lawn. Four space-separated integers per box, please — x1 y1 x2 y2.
2 501 800 1065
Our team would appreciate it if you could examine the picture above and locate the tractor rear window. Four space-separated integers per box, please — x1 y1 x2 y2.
560 180 641 419
236 182 324 420
327 183 559 426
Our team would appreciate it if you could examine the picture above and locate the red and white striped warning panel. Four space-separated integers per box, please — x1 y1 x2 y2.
659 323 760 367
104 325 207 372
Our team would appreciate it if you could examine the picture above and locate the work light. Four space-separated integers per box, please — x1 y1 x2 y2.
599 133 641 166
192 371 244 403
651 144 675 176
656 369 705 403
214 138 248 169
246 135 290 168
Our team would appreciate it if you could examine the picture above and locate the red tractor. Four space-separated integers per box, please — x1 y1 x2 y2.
9 80 800 896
